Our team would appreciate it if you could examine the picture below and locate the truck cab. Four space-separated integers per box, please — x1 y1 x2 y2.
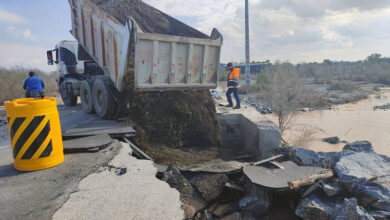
47 41 103 106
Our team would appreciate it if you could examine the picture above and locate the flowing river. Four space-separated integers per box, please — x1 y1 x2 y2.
264 89 390 156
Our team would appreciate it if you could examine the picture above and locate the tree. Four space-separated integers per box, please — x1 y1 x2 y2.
264 63 303 144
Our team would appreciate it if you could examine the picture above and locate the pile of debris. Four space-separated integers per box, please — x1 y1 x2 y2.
91 0 221 149
158 140 390 219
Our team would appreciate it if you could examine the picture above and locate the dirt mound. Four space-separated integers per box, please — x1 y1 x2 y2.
128 90 221 149
90 0 209 39
91 0 221 150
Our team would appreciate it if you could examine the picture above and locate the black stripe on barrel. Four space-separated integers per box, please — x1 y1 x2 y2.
10 117 26 141
21 121 51 159
13 116 44 159
39 140 53 158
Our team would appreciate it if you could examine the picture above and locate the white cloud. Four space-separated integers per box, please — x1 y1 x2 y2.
5 26 35 40
22 29 33 39
0 43 55 72
0 8 28 24
144 0 390 63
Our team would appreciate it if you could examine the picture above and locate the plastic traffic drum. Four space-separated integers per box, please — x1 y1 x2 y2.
4 98 64 171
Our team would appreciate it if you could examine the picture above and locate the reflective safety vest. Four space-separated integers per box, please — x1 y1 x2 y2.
229 68 240 80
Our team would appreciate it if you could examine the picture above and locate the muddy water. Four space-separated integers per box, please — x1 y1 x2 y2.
264 90 390 156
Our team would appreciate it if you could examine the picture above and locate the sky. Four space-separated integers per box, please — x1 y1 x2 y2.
1 0 390 72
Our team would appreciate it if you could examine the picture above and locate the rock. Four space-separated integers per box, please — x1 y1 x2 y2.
281 147 324 166
336 153 390 212
352 176 390 212
335 152 390 181
320 181 343 197
189 173 228 202
163 167 208 217
239 185 270 218
343 141 374 153
212 202 239 217
322 136 340 144
368 210 390 220
333 198 374 220
319 150 355 169
220 212 242 220
280 146 355 169
295 195 338 220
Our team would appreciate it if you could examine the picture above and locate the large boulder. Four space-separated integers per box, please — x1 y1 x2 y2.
296 196 375 220
350 176 390 212
335 153 390 212
369 210 390 220
322 136 340 144
335 152 390 181
239 184 271 218
280 146 354 168
343 141 374 153
163 167 208 217
333 198 374 220
295 195 338 220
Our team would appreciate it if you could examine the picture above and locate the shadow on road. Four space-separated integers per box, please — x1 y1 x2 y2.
0 163 23 178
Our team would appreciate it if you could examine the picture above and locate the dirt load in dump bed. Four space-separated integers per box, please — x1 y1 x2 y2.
90 0 221 150
90 0 209 38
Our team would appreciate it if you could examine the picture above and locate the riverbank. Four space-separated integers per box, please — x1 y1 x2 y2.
263 90 390 156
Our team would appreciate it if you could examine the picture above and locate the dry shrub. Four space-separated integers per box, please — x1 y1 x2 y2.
0 67 58 104
291 126 323 148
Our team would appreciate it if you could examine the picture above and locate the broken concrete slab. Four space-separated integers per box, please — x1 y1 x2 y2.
163 166 208 217
189 173 229 202
62 134 113 153
243 161 326 189
180 160 246 173
219 114 281 160
62 126 136 138
53 143 183 220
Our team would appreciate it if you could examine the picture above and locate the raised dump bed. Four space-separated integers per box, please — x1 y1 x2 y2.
69 0 223 91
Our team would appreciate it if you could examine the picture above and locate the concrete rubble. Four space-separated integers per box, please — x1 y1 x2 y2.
53 143 184 220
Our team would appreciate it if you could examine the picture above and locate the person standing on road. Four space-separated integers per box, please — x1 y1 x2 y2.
226 63 241 109
23 71 45 98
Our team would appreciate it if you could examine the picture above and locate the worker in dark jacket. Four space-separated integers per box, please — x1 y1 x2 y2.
226 63 240 109
23 71 45 98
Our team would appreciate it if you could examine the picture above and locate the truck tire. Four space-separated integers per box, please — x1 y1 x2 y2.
60 82 77 106
80 81 94 114
92 78 116 118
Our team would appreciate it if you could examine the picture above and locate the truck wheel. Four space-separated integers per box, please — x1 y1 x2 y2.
80 81 94 114
60 82 77 106
92 78 116 118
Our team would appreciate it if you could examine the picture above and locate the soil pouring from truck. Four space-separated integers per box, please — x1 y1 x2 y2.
47 0 223 118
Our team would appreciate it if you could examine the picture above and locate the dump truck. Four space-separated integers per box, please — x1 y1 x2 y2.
47 0 223 118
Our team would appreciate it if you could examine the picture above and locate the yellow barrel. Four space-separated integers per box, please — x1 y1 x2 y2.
4 98 64 171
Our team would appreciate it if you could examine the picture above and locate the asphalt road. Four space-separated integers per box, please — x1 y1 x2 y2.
0 104 125 219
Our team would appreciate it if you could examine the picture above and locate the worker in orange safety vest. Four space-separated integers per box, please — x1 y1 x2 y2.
225 63 240 109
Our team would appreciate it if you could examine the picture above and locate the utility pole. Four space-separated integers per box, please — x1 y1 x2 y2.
245 0 250 88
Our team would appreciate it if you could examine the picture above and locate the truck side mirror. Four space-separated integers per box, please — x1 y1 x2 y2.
47 50 54 65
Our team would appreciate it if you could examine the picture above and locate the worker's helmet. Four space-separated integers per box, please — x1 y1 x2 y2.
227 63 233 67
29 71 35 77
